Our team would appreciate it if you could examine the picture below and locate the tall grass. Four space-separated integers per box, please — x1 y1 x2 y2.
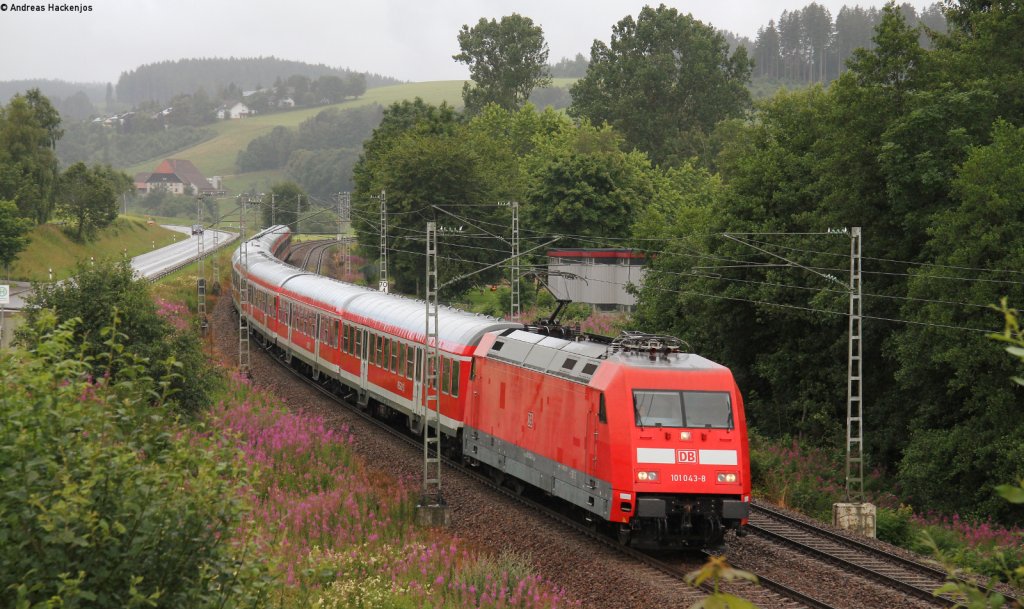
8 217 178 281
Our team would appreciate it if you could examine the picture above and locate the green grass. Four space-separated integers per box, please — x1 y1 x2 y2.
123 81 467 179
9 217 180 282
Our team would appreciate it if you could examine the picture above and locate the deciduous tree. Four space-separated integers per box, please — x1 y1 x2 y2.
0 89 62 224
454 13 552 114
569 4 752 166
56 162 128 241
261 181 306 229
0 199 32 270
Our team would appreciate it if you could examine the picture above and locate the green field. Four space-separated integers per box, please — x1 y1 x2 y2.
124 81 468 181
9 217 179 282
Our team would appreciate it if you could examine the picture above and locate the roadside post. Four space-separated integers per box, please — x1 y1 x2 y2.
0 283 8 348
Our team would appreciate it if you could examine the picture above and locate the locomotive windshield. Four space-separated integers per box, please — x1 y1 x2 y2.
633 390 733 429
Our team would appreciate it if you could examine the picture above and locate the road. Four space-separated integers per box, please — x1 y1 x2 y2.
131 226 237 280
2 226 237 312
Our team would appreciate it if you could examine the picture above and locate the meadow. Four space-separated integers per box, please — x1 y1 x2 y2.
8 216 178 281
123 81 468 180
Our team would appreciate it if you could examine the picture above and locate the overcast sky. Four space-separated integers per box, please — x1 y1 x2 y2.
0 0 938 84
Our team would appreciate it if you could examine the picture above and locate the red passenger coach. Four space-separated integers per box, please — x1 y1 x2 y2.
233 227 751 549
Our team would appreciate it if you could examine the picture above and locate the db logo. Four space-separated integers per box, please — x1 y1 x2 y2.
677 450 697 464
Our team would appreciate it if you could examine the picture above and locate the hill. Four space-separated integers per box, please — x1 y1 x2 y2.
115 56 402 106
0 79 107 105
8 217 178 282
123 80 469 195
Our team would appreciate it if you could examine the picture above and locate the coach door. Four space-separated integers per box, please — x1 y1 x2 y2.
359 328 369 389
412 346 425 416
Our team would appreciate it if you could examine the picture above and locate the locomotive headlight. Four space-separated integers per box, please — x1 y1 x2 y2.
636 471 659 482
680 431 691 441
717 472 738 484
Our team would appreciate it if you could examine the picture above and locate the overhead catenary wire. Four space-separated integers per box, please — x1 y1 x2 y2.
350 208 1009 313
342 201 1018 323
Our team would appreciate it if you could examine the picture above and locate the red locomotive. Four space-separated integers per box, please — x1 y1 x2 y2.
233 226 751 548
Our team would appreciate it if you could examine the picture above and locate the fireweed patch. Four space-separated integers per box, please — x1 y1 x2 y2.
212 379 578 608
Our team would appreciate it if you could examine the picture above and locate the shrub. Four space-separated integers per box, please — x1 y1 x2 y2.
876 506 915 547
0 315 270 608
19 259 218 415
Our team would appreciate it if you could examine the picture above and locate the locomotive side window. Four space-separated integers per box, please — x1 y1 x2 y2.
632 390 733 429
598 393 607 423
451 360 460 397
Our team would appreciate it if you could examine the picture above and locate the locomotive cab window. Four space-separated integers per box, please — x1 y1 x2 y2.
633 390 732 429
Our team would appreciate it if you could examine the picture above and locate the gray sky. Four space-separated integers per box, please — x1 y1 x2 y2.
0 0 938 84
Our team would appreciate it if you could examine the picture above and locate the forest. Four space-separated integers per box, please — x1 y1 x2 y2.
349 2 1024 526
114 56 399 106
734 2 947 84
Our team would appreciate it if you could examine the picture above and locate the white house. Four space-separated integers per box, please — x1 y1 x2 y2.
217 102 253 120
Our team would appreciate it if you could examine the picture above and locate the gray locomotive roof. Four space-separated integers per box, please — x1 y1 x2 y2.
236 226 519 351
605 351 723 370
485 328 724 383
487 329 609 383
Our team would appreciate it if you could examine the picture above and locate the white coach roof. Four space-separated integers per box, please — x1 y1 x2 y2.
237 226 519 353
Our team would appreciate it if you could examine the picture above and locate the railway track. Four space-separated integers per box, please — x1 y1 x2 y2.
285 238 337 274
252 333 846 609
748 503 1020 608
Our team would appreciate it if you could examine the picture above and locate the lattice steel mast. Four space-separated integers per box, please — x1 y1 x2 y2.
196 196 207 334
377 190 388 293
845 227 864 502
510 201 520 322
423 221 442 505
238 195 251 376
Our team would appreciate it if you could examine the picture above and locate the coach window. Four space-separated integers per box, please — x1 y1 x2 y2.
342 323 349 353
354 328 362 358
441 358 451 394
451 360 460 397
406 346 415 379
415 348 423 382
391 340 399 372
398 343 406 376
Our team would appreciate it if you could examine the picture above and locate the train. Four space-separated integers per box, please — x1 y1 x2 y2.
232 226 751 549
